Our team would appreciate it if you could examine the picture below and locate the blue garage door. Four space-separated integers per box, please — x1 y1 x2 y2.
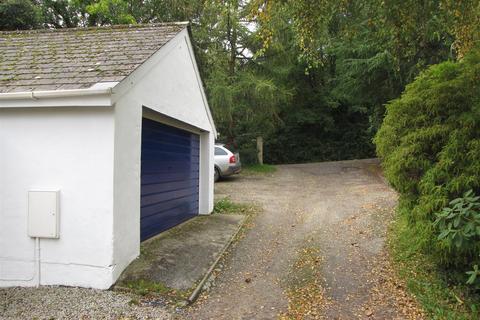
141 118 200 241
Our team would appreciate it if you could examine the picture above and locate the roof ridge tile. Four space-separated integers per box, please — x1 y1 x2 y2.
0 22 189 35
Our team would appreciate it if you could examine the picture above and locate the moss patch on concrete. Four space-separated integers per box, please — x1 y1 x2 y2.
121 279 189 302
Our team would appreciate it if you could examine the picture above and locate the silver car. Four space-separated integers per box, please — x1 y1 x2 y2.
214 144 241 182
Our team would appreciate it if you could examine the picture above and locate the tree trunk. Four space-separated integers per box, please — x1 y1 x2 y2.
229 21 237 76
227 1 237 77
256 136 264 165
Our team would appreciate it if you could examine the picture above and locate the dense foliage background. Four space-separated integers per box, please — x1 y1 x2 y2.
1 0 478 164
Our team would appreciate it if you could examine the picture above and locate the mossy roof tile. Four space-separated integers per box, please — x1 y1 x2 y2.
0 23 187 93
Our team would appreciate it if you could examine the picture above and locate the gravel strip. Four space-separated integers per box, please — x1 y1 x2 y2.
0 286 172 320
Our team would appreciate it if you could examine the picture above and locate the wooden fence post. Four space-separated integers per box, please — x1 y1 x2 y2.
256 136 263 165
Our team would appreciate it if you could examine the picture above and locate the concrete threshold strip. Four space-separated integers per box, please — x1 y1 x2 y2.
187 214 246 303
115 214 247 304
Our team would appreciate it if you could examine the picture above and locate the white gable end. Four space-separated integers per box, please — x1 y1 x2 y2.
113 28 215 133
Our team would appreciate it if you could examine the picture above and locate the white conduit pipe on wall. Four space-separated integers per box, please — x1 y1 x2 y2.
36 237 41 287
0 238 40 283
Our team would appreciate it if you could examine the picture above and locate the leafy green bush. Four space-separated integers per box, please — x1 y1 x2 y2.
467 264 480 289
434 190 480 264
374 49 480 271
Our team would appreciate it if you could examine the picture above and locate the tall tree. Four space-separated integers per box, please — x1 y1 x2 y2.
191 0 291 153
0 0 41 30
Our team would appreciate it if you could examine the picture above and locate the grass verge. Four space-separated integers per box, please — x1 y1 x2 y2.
243 164 277 174
388 213 480 319
120 279 189 306
123 279 177 296
213 197 255 215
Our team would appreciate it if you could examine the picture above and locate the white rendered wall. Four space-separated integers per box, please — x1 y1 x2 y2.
0 107 115 289
111 95 142 282
111 30 215 279
199 131 214 214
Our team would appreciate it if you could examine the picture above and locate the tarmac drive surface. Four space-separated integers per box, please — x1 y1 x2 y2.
184 159 423 320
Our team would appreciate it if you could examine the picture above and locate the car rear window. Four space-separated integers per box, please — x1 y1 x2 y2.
215 147 228 155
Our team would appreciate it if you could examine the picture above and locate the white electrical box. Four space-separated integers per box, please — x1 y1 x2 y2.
28 190 60 238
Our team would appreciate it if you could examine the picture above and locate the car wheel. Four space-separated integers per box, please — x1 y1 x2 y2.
214 167 220 182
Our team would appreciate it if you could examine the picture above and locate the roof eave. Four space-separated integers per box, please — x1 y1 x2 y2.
0 86 115 108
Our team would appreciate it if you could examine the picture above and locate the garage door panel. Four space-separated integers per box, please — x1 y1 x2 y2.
141 149 200 163
141 197 198 218
142 148 194 160
142 144 195 157
142 204 195 226
142 209 196 240
141 160 198 174
141 171 199 184
142 179 199 195
143 128 192 142
141 188 198 207
142 148 199 159
140 118 200 241
142 135 191 145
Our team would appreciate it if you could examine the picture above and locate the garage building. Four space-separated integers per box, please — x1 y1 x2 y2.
0 23 216 289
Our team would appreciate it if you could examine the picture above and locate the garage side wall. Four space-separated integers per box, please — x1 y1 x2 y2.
199 131 214 214
111 29 215 278
0 107 116 289
111 96 142 281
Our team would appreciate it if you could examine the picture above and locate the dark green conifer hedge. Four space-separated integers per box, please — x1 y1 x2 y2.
375 49 480 269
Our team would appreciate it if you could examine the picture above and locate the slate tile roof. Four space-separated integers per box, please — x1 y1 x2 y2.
0 23 187 93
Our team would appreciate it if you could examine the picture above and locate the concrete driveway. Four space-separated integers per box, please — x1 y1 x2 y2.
184 159 422 319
